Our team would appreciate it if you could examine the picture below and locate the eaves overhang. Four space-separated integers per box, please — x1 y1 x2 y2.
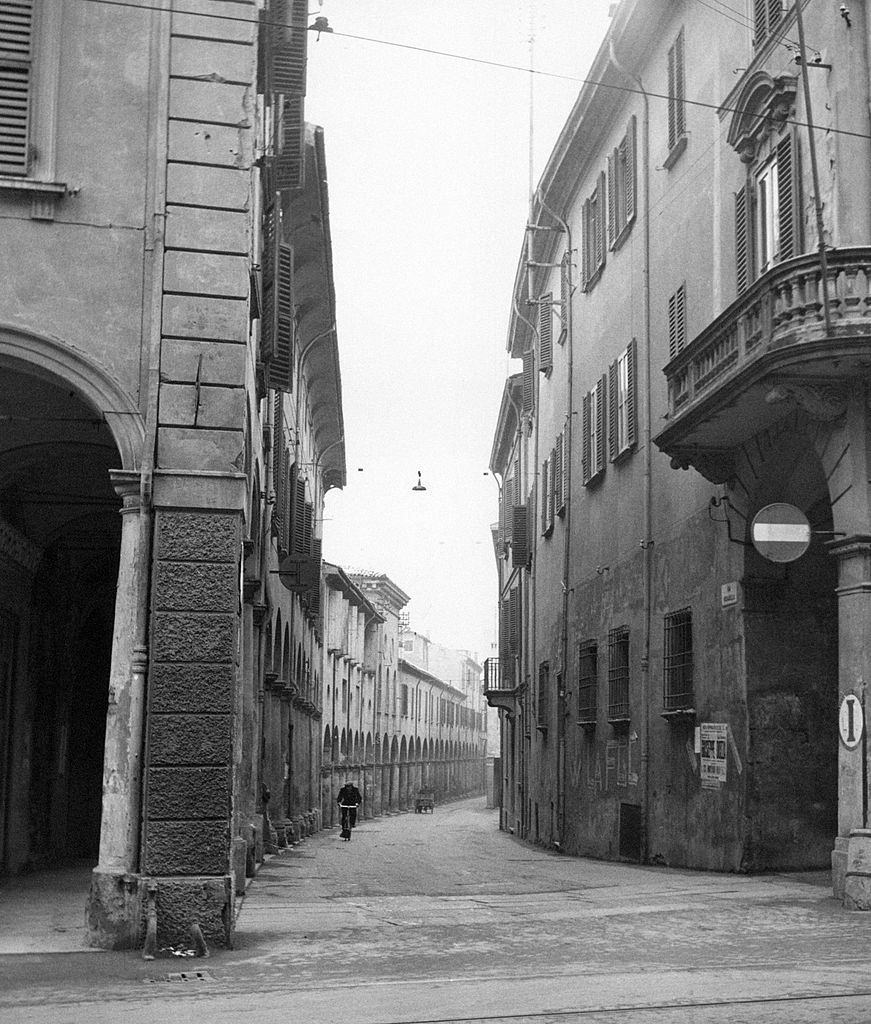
286 124 346 491
489 374 523 474
398 658 466 700
323 562 384 622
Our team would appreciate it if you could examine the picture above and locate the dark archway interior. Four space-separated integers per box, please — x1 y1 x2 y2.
742 427 838 871
0 366 121 872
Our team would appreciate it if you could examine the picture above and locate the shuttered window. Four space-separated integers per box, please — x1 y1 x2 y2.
577 640 598 724
581 172 607 291
271 393 284 540
582 376 607 485
667 28 686 154
0 0 33 176
521 349 535 414
262 0 307 190
508 588 520 656
538 292 553 373
266 242 294 393
537 660 550 732
554 431 565 516
608 116 637 249
260 168 278 363
667 285 687 360
511 505 529 568
541 456 551 536
736 130 800 295
501 475 514 545
753 0 783 49
559 253 570 342
608 340 637 460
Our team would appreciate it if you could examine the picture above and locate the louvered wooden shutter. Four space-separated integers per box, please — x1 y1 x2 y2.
302 500 313 556
548 452 556 529
308 537 323 610
275 95 305 190
595 376 606 476
559 253 570 338
522 349 535 413
608 360 619 462
776 131 800 262
582 392 591 483
541 457 549 534
735 185 753 295
581 199 591 290
260 172 278 362
0 0 33 176
607 150 617 248
500 598 510 658
667 29 685 151
538 294 553 372
554 432 564 513
625 116 637 224
668 284 686 359
509 588 519 655
291 473 307 554
626 338 638 449
270 0 307 95
267 242 293 392
503 476 514 543
271 393 284 538
511 506 528 568
596 172 607 272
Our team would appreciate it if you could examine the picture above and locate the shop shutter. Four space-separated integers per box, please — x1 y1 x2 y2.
776 131 800 262
0 0 33 176
735 184 753 295
538 294 553 372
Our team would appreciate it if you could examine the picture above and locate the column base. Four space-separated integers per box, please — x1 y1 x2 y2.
844 829 871 910
87 869 146 950
833 836 849 900
154 875 234 948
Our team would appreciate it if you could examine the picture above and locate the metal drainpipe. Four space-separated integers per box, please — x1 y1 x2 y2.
135 0 170 875
536 189 573 849
608 40 653 861
514 283 540 839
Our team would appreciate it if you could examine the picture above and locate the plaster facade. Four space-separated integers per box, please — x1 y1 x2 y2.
0 0 343 948
487 0 871 901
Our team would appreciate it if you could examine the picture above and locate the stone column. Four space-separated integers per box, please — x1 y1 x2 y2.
88 470 147 949
830 536 871 904
363 763 375 819
373 764 382 816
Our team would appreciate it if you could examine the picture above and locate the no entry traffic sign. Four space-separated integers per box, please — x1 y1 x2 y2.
750 503 811 563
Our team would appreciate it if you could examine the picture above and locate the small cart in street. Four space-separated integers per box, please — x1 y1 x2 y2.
414 787 435 813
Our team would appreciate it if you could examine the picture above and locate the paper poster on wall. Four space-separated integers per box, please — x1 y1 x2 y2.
700 722 728 789
617 743 628 787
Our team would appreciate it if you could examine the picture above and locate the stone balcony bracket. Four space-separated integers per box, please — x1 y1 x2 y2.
484 687 519 719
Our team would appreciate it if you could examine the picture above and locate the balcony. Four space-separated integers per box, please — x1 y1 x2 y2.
483 656 519 718
655 249 871 482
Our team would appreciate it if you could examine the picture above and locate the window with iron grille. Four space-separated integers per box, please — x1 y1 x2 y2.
664 608 694 710
608 627 630 720
537 660 550 732
577 640 598 723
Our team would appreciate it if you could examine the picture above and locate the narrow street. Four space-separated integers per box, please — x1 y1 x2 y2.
3 798 871 1023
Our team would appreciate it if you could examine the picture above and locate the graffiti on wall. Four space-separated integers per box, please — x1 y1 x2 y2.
569 732 640 793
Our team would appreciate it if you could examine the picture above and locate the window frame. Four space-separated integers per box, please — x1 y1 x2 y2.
608 340 638 461
608 116 637 250
665 27 687 169
607 626 630 721
582 376 607 485
581 170 607 291
577 640 598 724
664 608 694 711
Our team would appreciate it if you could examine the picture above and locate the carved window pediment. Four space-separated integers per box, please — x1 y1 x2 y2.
726 73 798 164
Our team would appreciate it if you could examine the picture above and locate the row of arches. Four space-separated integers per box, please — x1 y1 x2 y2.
262 611 319 698
322 728 484 766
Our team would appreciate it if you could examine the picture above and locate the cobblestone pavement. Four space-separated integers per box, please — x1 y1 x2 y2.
4 797 871 1023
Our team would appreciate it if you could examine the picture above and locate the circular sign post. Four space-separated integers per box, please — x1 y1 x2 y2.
839 693 864 750
750 503 811 563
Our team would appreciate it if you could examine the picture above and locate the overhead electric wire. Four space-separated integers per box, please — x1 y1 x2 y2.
68 0 868 144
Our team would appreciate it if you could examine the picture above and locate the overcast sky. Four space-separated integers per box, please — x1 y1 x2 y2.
308 1 613 661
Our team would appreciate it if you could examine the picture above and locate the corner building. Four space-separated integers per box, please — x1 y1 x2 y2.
0 0 343 947
487 0 871 905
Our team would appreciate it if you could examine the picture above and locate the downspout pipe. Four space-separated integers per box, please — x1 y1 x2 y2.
536 189 573 850
608 39 653 863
